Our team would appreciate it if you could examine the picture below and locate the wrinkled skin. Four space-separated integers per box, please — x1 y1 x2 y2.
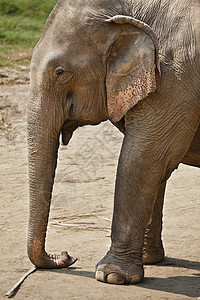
28 0 200 284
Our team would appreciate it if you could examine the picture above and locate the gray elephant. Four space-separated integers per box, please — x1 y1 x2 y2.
27 0 200 284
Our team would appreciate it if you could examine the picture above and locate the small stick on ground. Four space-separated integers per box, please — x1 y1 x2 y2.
5 266 37 298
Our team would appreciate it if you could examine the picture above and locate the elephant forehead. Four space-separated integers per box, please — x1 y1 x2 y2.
31 39 103 84
49 41 100 72
31 5 104 78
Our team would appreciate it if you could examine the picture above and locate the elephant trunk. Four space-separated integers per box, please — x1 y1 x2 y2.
27 95 62 268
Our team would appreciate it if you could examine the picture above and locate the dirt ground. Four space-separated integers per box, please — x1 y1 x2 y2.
0 67 200 300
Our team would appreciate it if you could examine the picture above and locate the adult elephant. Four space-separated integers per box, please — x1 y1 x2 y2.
27 0 200 284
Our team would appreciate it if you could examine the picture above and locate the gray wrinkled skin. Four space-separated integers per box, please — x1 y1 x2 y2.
28 0 200 284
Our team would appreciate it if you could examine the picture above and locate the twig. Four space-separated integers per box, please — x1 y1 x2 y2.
5 266 37 298
50 222 111 232
91 213 111 222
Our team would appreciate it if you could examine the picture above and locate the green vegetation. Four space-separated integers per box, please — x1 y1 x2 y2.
0 0 57 67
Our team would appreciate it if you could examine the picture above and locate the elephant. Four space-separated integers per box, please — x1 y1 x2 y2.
27 0 200 285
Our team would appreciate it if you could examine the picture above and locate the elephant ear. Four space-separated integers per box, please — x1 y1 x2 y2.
105 15 160 122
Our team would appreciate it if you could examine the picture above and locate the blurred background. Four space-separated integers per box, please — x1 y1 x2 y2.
0 0 57 67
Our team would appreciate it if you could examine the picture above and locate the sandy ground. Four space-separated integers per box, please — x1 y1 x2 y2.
0 67 200 299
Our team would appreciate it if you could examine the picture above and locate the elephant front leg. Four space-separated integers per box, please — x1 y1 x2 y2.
95 132 163 284
142 182 166 264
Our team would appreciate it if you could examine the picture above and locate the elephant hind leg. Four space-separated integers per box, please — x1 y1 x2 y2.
142 182 166 264
182 122 200 168
142 123 200 264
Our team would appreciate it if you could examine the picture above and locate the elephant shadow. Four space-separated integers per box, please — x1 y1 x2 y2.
47 267 94 279
46 257 200 298
156 256 200 271
140 275 200 298
140 257 200 298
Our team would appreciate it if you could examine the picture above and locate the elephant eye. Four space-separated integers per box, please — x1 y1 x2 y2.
54 66 74 85
56 68 65 76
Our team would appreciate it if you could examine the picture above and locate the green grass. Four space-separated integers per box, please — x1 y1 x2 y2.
0 0 57 67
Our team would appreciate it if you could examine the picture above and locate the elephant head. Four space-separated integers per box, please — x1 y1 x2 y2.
28 1 160 268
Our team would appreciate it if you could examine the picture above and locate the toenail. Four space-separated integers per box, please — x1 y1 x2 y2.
95 271 106 283
107 273 125 285
129 275 143 284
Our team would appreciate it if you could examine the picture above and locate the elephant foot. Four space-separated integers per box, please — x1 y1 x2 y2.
95 251 144 285
43 251 77 268
142 246 164 264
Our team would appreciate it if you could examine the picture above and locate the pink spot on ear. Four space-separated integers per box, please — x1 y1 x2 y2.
107 62 157 122
108 85 137 121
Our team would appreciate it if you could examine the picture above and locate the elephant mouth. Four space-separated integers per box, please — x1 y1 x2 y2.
61 120 78 145
61 130 73 145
